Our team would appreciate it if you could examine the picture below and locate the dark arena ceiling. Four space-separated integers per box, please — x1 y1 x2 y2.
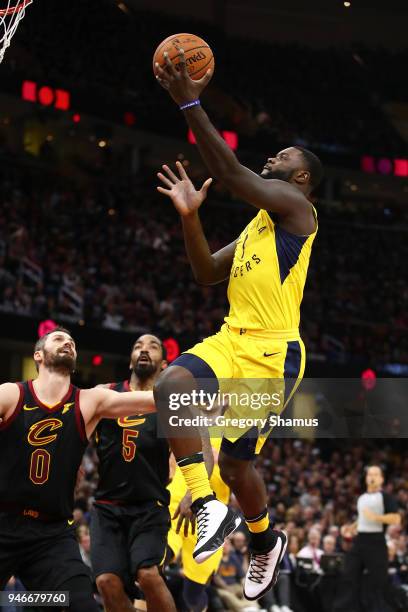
121 0 408 48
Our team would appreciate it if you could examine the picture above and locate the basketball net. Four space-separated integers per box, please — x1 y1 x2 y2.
0 0 32 64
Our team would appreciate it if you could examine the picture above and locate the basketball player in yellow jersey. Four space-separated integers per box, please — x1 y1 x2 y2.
154 51 323 601
167 438 230 612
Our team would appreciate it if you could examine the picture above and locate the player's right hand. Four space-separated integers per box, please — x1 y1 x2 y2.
173 491 196 537
157 161 212 217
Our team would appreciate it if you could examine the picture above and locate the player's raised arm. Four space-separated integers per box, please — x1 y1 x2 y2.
80 387 156 437
155 51 315 226
157 161 236 285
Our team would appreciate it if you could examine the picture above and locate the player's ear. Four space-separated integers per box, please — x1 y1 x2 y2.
161 360 168 371
129 361 132 370
34 350 43 369
295 169 310 185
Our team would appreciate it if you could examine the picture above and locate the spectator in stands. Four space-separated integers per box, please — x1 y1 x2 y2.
297 528 324 572
322 534 337 555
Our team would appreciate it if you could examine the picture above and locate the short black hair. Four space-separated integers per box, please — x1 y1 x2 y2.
294 146 324 190
159 340 167 362
131 335 167 362
365 464 384 476
34 326 72 353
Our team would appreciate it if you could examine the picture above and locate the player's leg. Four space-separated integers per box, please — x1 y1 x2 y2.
17 522 99 611
95 573 135 612
128 505 175 612
218 446 286 601
154 329 241 563
58 575 99 612
218 336 304 600
136 566 175 612
0 513 25 590
90 503 134 612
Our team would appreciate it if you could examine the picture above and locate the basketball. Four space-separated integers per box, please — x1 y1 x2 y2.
153 33 214 81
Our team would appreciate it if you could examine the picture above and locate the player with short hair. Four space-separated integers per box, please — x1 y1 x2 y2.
154 53 323 601
91 334 176 612
0 327 156 611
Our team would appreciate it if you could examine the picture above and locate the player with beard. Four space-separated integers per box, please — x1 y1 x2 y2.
0 327 156 611
91 334 176 612
153 53 324 602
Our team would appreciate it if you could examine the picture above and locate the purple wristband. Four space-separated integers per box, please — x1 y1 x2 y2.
179 99 201 111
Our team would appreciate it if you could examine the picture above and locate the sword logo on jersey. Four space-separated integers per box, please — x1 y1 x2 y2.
27 418 63 447
117 416 146 428
256 218 267 234
62 402 74 415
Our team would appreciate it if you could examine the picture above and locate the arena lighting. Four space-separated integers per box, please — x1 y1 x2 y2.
92 355 103 367
72 113 81 123
38 319 57 338
124 111 136 126
188 128 238 151
361 368 377 391
163 337 180 362
22 80 71 111
344 1 351 7
361 155 408 177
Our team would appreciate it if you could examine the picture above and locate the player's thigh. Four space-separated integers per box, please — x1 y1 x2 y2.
182 325 235 380
90 504 129 580
128 506 170 575
18 526 91 591
222 337 306 459
0 513 26 588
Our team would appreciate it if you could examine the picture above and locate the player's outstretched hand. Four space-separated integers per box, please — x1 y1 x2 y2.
157 161 212 217
173 491 196 537
155 49 212 105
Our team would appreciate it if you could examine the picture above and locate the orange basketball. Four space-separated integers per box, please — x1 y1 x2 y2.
153 33 214 81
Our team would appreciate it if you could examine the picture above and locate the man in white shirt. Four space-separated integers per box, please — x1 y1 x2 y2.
297 528 324 572
334 465 401 612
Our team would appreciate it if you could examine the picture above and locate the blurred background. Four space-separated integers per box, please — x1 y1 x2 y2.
0 2 407 610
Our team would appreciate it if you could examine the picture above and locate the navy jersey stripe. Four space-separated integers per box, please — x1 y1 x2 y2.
283 340 302 405
274 225 307 284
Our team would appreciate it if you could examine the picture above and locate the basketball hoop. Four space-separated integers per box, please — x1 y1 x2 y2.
0 0 32 64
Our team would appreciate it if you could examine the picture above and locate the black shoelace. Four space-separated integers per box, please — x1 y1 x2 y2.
248 552 270 584
196 505 210 541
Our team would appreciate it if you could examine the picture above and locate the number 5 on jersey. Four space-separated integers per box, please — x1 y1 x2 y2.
122 429 139 462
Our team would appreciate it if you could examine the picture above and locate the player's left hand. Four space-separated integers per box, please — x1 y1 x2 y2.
173 492 196 537
155 49 212 106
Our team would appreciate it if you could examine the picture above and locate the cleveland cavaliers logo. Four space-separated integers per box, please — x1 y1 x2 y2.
27 418 63 447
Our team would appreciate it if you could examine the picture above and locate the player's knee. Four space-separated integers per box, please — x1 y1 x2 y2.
96 573 125 600
153 365 195 407
137 565 161 592
219 453 249 486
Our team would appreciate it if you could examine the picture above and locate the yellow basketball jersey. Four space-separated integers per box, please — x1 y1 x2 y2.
225 207 317 331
